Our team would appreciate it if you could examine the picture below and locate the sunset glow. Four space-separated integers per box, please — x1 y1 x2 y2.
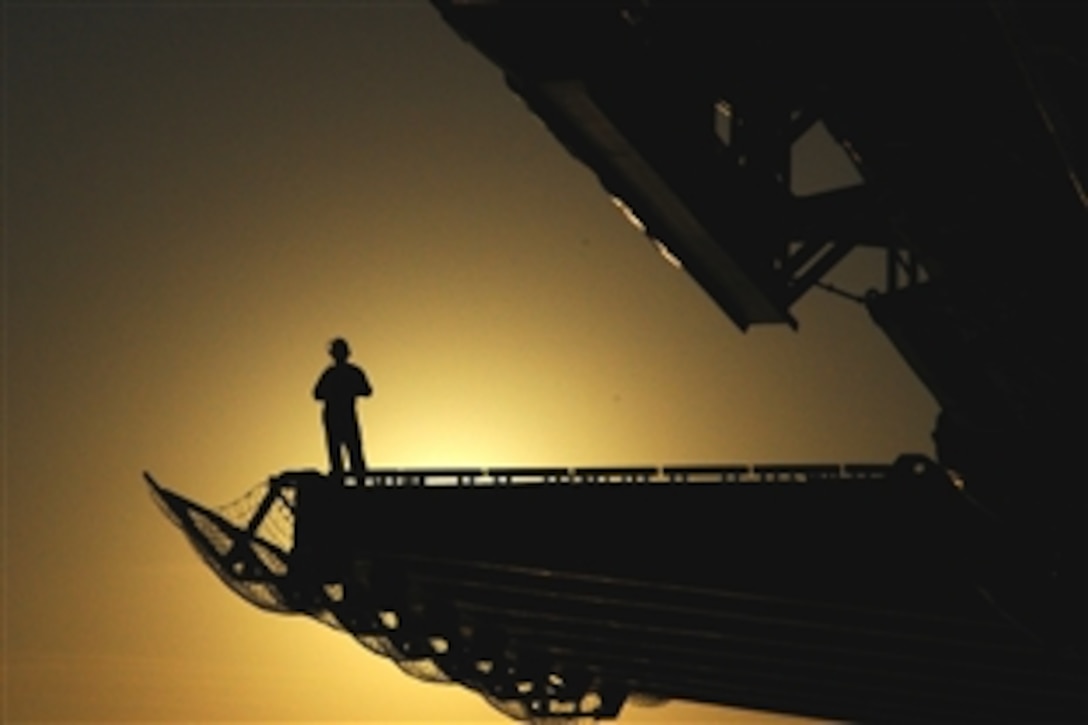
6 4 938 722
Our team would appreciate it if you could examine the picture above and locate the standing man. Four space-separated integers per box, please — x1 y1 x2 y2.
314 337 372 483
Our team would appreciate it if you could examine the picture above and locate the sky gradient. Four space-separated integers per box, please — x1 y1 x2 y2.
5 3 937 721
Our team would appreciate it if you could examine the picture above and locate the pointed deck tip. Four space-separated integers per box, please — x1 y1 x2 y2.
143 471 175 502
143 470 187 528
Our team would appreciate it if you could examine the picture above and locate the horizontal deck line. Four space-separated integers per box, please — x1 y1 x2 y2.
348 461 895 487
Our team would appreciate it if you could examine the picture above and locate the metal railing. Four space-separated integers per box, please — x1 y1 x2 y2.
357 463 892 487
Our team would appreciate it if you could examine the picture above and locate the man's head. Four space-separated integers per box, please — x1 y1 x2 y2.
329 337 351 362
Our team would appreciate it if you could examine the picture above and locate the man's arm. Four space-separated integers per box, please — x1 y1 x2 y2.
356 367 373 397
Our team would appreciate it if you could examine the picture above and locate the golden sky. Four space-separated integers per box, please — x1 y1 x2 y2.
4 3 937 722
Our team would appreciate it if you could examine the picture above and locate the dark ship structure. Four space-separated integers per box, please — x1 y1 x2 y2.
150 2 1085 722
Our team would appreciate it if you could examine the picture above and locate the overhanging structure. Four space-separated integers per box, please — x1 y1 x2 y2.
430 0 1086 672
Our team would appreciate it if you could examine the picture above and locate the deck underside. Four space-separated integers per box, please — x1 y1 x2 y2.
148 459 1087 722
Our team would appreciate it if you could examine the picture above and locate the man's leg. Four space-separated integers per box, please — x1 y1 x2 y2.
346 419 366 484
325 429 344 479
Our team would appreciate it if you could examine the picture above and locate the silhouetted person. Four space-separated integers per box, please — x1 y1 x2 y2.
314 337 372 483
